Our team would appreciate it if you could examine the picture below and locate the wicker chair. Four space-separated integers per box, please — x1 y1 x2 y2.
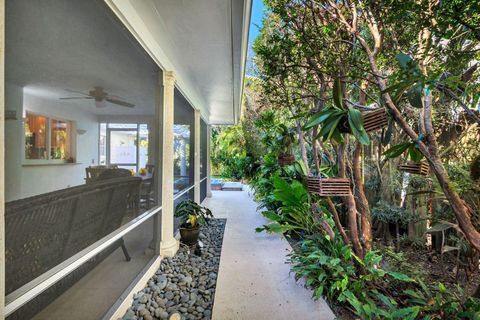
5 177 141 319
140 165 156 209
85 165 118 183
97 168 132 181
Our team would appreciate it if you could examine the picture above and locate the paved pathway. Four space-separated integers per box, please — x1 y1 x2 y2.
203 187 335 320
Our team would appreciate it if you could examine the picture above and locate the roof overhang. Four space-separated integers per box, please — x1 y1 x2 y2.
104 0 252 125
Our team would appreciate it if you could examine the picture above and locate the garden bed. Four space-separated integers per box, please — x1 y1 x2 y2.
394 245 480 296
286 233 480 320
122 219 226 320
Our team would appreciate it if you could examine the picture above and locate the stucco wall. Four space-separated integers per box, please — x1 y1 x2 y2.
5 83 99 201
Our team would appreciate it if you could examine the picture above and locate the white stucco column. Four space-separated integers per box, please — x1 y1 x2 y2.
160 71 179 257
0 0 5 316
206 125 212 198
193 109 201 203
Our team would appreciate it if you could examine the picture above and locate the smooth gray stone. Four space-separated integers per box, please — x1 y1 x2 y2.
122 309 136 320
165 291 174 300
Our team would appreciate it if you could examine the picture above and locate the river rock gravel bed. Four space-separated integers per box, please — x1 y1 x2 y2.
122 219 226 320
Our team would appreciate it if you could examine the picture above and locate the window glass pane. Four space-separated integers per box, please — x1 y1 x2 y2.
99 123 107 165
138 124 149 170
50 119 71 160
25 112 47 159
174 125 190 193
108 123 137 129
109 130 137 165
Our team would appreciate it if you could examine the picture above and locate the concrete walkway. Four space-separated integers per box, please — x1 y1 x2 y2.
204 187 335 320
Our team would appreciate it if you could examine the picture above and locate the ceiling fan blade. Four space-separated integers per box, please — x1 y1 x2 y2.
60 97 94 100
65 89 91 96
106 97 135 108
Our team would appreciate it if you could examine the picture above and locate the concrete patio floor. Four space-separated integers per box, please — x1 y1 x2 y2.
206 187 335 320
32 214 155 320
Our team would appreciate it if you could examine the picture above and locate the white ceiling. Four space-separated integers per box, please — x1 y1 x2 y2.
6 0 251 124
6 0 160 117
106 0 252 124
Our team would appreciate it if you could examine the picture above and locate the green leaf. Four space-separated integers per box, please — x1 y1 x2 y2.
348 108 370 145
304 109 333 129
374 292 397 308
406 83 423 108
262 211 283 222
326 115 344 141
383 142 412 158
318 114 343 141
387 271 414 282
293 160 307 176
391 306 420 319
333 78 343 109
407 145 424 162
362 304 372 317
438 282 447 293
330 128 344 144
347 108 364 132
390 81 416 105
396 52 413 70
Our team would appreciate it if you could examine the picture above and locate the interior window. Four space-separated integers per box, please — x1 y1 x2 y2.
24 112 73 162
50 119 71 160
25 112 47 160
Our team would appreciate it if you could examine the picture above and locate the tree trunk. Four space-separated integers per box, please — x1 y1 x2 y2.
474 284 480 298
296 120 309 174
312 127 321 173
338 143 364 257
364 53 480 252
344 192 364 258
353 142 372 251
326 196 350 245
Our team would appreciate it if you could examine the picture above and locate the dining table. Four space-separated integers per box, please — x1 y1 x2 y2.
134 172 153 182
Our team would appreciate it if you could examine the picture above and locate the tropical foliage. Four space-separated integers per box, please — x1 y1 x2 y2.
175 200 213 228
213 0 480 318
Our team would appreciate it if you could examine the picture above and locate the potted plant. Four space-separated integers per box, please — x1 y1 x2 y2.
303 79 388 145
277 124 296 166
383 138 430 175
175 199 213 245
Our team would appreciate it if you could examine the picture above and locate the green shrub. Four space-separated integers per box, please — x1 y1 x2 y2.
289 235 480 319
255 175 321 235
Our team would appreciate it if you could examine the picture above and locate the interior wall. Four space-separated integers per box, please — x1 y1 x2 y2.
5 85 99 201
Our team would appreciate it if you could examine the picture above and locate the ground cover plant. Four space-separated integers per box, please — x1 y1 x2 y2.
213 0 480 318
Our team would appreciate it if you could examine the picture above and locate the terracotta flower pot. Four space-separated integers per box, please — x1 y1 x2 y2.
179 224 201 246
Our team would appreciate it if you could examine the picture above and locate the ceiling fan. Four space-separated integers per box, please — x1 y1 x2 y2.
60 86 135 108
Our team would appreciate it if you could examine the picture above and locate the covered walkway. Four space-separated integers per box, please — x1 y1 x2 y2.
205 187 335 320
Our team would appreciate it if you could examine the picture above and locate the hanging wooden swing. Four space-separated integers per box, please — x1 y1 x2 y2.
399 161 430 175
278 154 295 166
306 176 351 196
362 107 389 133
